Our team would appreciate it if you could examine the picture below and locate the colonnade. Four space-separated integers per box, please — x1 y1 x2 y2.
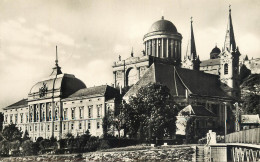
144 38 181 60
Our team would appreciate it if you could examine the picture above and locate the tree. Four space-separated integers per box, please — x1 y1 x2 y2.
105 103 126 139
22 130 30 141
127 83 179 140
0 113 3 131
2 124 22 142
20 140 33 156
240 74 260 114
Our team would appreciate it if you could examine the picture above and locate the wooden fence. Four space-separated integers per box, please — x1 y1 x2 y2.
225 128 260 144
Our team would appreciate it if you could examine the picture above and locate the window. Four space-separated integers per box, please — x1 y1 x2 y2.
71 123 74 130
224 63 228 74
47 125 50 131
35 125 37 131
49 111 52 120
15 114 18 124
55 109 58 120
41 125 43 131
64 124 66 130
97 104 102 117
20 113 23 123
30 126 32 131
79 123 82 129
55 125 58 131
64 109 67 120
43 111 45 121
5 115 7 122
71 108 75 119
97 122 100 129
36 111 39 122
88 122 91 129
30 113 33 122
79 107 84 119
26 114 29 123
10 114 13 123
88 106 93 118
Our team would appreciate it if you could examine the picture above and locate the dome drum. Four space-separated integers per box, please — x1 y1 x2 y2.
143 18 182 61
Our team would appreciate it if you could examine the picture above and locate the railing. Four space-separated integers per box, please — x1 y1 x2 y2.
225 128 260 144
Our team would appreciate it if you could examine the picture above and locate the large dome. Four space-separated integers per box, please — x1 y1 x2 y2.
148 17 177 33
29 73 86 100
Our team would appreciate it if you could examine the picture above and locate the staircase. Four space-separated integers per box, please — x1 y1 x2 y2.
196 146 205 162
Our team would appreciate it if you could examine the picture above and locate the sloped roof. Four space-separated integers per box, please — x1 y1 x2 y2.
124 62 230 100
241 115 260 124
178 105 217 117
64 85 120 101
200 59 220 67
4 98 27 110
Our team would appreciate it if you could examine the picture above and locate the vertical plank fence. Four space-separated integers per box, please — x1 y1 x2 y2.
225 128 260 144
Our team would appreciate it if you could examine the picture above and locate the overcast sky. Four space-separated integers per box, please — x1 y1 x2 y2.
0 0 259 109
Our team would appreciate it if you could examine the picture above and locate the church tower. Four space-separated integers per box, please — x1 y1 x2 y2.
182 17 201 70
219 6 240 99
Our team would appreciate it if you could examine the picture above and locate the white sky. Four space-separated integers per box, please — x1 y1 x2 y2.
0 0 259 109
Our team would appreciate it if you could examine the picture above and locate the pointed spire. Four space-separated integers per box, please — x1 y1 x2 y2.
190 17 197 60
55 45 58 66
50 46 62 76
224 5 236 52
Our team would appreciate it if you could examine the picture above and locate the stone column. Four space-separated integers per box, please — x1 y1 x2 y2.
166 38 169 58
162 38 164 58
156 39 159 57
113 71 116 87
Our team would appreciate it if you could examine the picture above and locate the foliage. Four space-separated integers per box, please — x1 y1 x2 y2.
240 74 260 115
20 140 33 156
105 103 126 139
127 83 178 140
2 124 22 141
0 113 3 131
185 117 196 144
22 130 30 141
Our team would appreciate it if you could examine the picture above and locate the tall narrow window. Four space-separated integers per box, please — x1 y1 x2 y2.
5 115 7 123
79 122 82 129
79 107 84 119
88 122 91 129
15 114 18 124
20 113 23 123
97 122 100 129
97 105 102 118
55 109 58 120
42 111 45 121
71 108 75 119
224 63 228 75
88 106 93 118
26 113 29 123
64 109 67 120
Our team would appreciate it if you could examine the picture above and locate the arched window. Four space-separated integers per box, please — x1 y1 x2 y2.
224 63 228 75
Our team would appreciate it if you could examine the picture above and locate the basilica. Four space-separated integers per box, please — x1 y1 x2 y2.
3 7 258 140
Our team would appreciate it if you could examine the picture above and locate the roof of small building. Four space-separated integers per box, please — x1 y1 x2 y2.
200 58 220 67
178 105 217 117
3 98 27 110
64 85 120 101
241 114 260 124
124 62 230 100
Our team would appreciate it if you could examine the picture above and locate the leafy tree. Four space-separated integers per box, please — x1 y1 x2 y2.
2 124 22 141
20 140 33 156
0 113 3 131
127 83 179 140
240 74 260 114
22 130 30 141
105 103 126 139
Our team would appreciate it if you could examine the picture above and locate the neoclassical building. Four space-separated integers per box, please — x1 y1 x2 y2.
118 7 245 135
3 48 120 141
